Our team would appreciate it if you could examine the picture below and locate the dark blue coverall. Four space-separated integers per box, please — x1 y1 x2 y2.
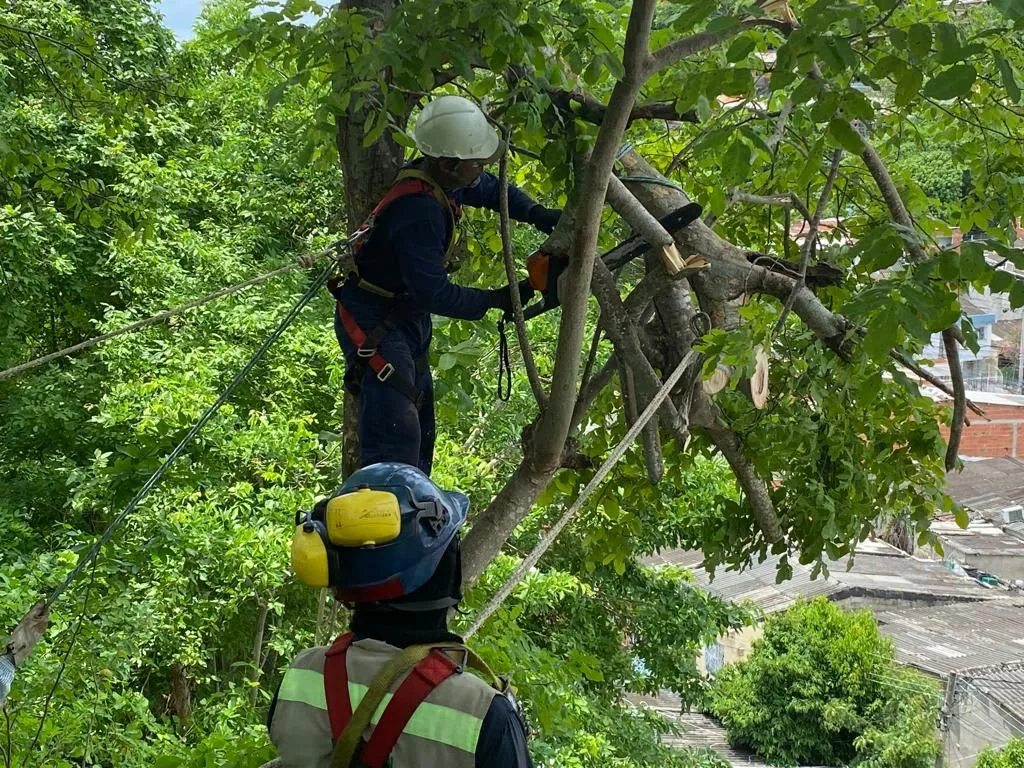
334 166 559 475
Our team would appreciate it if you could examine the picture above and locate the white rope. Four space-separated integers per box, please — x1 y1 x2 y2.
464 350 699 639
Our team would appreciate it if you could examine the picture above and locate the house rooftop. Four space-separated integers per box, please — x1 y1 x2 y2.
875 601 1024 684
945 457 1024 524
930 518 1024 558
924 388 1024 409
645 540 1004 612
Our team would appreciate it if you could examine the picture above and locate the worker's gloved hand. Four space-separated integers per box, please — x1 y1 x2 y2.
488 279 536 320
528 205 562 235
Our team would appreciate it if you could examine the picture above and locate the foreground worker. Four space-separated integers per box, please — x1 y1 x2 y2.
331 95 561 475
270 462 533 767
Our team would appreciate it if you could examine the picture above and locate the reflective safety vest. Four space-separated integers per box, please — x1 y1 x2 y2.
269 635 498 768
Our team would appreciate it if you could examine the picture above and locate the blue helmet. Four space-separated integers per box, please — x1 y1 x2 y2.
291 463 468 607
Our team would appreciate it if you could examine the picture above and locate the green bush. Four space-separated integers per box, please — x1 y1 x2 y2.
978 738 1024 768
709 598 942 768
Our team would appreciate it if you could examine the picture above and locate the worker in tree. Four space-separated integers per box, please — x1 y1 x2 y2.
271 462 533 768
330 95 561 475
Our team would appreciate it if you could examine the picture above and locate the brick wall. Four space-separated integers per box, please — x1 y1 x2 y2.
937 401 1024 458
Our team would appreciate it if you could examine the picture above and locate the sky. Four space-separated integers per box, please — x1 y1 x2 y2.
154 0 205 40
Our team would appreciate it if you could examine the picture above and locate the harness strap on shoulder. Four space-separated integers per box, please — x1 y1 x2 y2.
324 632 356 739
356 650 459 768
330 643 438 768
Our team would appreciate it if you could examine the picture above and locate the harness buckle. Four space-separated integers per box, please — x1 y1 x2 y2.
357 347 376 358
376 363 395 382
435 646 469 673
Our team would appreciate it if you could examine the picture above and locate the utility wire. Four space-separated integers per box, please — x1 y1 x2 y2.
0 241 344 383
39 261 334 612
464 350 700 639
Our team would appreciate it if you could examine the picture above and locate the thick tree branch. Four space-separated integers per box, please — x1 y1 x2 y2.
648 18 791 75
619 360 664 483
691 392 784 542
526 0 657 466
592 258 688 444
499 134 547 408
942 328 966 471
546 89 698 124
462 0 659 585
572 357 617 432
617 150 853 358
860 142 928 262
730 190 812 223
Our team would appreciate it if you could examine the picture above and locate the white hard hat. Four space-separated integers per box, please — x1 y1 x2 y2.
412 95 504 162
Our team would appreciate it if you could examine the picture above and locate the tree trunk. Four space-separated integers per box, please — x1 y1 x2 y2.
334 0 408 478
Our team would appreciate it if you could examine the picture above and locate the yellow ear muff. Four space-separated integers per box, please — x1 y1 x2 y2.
325 489 401 547
291 520 331 588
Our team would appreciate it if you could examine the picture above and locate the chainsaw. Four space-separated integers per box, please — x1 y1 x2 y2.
520 202 703 321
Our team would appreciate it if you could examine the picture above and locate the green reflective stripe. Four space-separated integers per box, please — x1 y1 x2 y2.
277 667 327 711
349 682 484 754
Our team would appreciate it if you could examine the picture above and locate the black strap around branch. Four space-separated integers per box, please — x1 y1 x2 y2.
497 317 512 402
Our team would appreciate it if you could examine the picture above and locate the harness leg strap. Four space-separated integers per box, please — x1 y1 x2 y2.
336 303 424 408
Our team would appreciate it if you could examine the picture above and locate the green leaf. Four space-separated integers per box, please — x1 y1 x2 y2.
959 243 988 282
995 52 1021 104
935 22 962 64
922 64 977 100
938 249 960 281
907 23 932 60
721 139 752 186
791 77 822 105
989 269 1014 294
1011 279 1024 309
362 110 388 147
993 0 1024 21
266 82 287 109
954 504 970 529
827 118 865 154
895 66 924 108
727 36 756 63
797 137 826 189
872 55 902 79
864 307 899 361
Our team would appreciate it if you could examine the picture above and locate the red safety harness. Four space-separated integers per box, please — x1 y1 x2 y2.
329 170 462 407
323 632 462 768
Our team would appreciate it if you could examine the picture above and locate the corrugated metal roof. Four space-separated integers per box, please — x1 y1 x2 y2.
967 664 1024 721
876 602 1024 679
645 541 1001 611
931 519 1024 557
945 458 1024 524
